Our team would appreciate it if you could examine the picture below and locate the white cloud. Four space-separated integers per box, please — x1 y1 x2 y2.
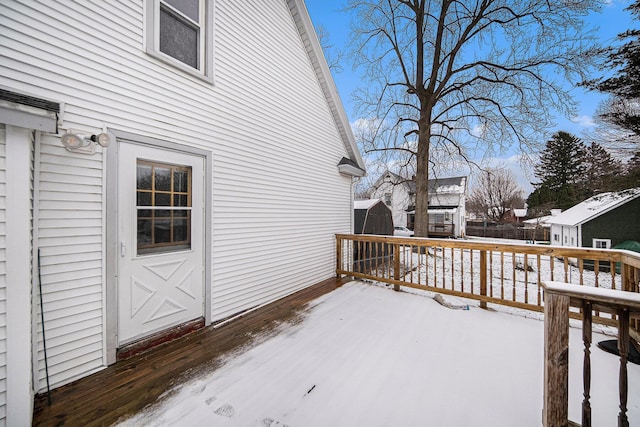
350 117 383 134
470 124 485 138
571 115 595 128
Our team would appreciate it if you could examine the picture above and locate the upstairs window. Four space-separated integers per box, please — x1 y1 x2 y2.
146 0 213 82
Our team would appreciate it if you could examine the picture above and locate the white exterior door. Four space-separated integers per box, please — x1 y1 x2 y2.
118 142 204 345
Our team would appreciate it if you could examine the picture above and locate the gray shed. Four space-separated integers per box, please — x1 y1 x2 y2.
354 199 394 235
353 199 394 273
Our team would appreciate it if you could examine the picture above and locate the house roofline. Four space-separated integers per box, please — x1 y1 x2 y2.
551 189 640 227
287 0 365 172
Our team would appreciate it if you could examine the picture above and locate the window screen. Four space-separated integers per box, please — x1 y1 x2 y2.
159 2 200 69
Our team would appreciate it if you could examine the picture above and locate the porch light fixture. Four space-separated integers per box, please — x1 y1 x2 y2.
61 131 111 152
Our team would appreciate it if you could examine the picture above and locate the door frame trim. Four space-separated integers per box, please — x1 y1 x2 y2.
105 130 212 365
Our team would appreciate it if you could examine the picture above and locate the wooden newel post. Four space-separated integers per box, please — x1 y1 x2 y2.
393 243 400 291
582 301 592 427
336 236 342 279
618 308 630 427
543 289 570 427
480 250 487 309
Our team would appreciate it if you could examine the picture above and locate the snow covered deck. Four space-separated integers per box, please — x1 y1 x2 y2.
113 281 639 427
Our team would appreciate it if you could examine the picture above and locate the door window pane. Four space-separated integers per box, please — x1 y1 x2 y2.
136 160 192 254
154 166 172 191
137 192 152 206
155 193 171 206
137 164 152 190
174 194 188 207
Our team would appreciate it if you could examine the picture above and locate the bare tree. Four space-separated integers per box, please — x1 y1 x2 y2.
347 0 599 236
315 24 344 73
585 98 640 156
468 168 523 223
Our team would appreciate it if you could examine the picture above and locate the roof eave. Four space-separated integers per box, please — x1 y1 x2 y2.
550 189 640 227
287 0 366 172
338 162 366 177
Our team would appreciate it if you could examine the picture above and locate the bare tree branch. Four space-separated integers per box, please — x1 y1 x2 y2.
346 0 600 236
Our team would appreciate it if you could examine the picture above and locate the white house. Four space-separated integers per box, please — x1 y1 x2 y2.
548 189 640 249
368 172 467 237
0 1 366 425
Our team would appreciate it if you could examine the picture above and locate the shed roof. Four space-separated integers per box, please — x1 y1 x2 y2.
548 188 640 227
512 209 527 218
354 199 382 210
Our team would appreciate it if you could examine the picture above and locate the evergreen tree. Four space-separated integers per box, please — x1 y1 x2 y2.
528 131 586 210
624 151 640 187
582 141 624 195
582 1 640 137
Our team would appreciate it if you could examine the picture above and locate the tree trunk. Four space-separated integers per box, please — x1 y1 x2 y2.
414 122 430 238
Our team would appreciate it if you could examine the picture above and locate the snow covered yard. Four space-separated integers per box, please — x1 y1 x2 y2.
117 281 639 427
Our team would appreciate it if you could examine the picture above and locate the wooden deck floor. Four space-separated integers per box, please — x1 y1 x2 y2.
32 277 347 427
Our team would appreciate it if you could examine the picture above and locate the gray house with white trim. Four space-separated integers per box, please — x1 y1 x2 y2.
548 189 640 249
0 1 365 424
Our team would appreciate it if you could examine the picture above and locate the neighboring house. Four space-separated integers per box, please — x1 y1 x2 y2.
548 189 640 249
523 209 561 241
0 1 365 425
369 172 467 237
503 208 528 224
523 209 561 231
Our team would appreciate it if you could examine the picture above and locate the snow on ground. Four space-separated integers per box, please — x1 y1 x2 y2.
116 281 640 427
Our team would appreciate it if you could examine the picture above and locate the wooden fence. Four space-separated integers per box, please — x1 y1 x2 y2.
466 224 549 241
336 234 640 325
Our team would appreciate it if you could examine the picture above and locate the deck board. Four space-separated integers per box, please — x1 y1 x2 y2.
33 277 347 426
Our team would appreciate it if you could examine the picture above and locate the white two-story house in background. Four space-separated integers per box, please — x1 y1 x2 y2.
368 172 467 237
0 1 366 424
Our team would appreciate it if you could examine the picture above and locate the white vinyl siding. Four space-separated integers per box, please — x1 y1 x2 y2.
550 224 580 248
1 0 355 389
0 125 6 426
208 1 351 320
34 135 104 390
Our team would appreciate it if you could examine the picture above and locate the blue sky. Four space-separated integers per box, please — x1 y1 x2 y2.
304 0 636 192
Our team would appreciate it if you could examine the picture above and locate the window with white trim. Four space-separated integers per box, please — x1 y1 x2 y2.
146 0 213 81
593 239 611 249
136 160 192 254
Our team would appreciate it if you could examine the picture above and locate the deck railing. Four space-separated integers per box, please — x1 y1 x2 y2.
336 234 640 326
542 281 640 427
336 234 640 426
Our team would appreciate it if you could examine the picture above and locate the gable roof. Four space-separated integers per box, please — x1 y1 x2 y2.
354 199 382 210
371 171 467 195
426 176 467 194
287 0 365 172
548 188 640 227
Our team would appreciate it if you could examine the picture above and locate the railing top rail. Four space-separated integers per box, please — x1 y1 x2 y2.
542 281 640 313
336 233 640 266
